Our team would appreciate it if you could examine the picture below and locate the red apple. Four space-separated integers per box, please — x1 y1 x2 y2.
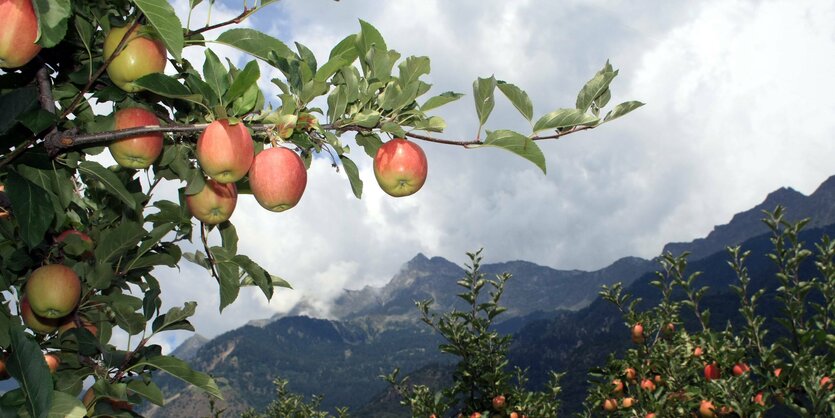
108 107 164 169
25 264 81 318
44 353 60 373
0 0 41 68
704 362 721 381
699 400 716 418
611 379 624 394
693 346 704 357
602 398 618 412
620 397 635 408
753 391 764 406
103 23 167 92
373 138 428 197
631 323 645 344
186 179 237 225
624 367 637 382
248 147 307 212
20 296 61 334
0 184 8 219
196 119 254 183
640 378 655 392
732 362 750 376
821 376 833 390
491 395 506 410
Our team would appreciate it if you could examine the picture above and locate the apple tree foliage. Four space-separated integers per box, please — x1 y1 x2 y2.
0 0 641 416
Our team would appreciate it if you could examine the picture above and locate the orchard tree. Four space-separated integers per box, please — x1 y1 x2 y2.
0 0 641 416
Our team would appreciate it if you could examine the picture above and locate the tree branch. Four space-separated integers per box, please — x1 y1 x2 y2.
185 6 258 37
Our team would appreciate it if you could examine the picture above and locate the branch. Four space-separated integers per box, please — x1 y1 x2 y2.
185 6 258 37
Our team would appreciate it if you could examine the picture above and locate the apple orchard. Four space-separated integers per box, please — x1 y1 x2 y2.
0 1 643 417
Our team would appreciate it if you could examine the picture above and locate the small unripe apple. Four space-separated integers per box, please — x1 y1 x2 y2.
248 147 307 212
196 119 254 183
20 296 61 334
0 0 41 68
109 107 164 169
373 138 428 197
103 23 167 92
186 179 238 225
25 264 82 318
631 323 645 344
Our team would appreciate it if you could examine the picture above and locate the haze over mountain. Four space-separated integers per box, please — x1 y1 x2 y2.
147 175 835 417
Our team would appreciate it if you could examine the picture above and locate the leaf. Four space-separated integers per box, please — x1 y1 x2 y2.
421 91 463 112
132 74 203 106
126 379 164 407
219 222 238 254
473 76 497 129
0 87 39 135
134 0 184 61
77 161 136 208
480 130 546 174
329 34 358 61
94 222 146 263
315 56 350 82
225 60 260 103
215 28 293 63
129 355 222 400
203 49 230 104
232 255 282 300
217 262 240 312
4 171 54 249
398 56 430 86
340 156 363 199
497 81 533 122
356 20 387 61
352 110 381 129
532 108 599 133
576 62 618 112
355 132 383 158
326 85 348 123
46 391 85 418
7 328 52 418
32 0 70 48
604 101 645 122
151 302 197 334
112 304 146 335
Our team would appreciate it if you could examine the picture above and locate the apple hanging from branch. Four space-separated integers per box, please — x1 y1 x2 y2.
103 23 167 92
373 138 428 197
108 107 164 169
0 0 41 68
248 147 307 212
196 119 255 184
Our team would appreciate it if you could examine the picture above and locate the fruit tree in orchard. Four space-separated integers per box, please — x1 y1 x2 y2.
0 1 641 416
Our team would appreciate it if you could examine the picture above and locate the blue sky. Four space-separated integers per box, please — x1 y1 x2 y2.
145 0 835 351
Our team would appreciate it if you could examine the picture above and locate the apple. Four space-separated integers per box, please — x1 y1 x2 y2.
645 413 656 418
821 376 833 390
602 398 618 412
186 179 238 225
693 346 704 357
20 296 61 334
639 378 655 392
625 367 637 382
58 317 98 336
732 362 750 376
611 379 624 394
491 395 506 410
103 23 167 92
753 391 764 406
44 353 60 373
196 119 254 183
25 264 81 318
248 147 307 212
83 388 134 411
55 229 94 258
373 138 428 197
108 107 164 169
0 353 8 380
698 400 716 418
620 397 635 408
0 0 41 68
704 362 721 381
631 323 645 344
773 368 782 378
470 413 481 418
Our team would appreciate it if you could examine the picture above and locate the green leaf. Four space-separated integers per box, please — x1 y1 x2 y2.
421 91 463 112
112 304 146 335
134 0 184 61
604 101 645 122
356 20 387 62
215 28 293 63
0 87 39 135
132 74 204 106
126 379 164 407
329 34 358 61
203 49 230 104
340 156 363 199
94 222 146 263
7 328 52 418
129 355 222 399
532 108 599 133
46 391 85 418
314 56 350 82
480 130 546 174
151 302 196 334
32 0 70 48
398 56 430 86
473 76 497 129
77 161 137 208
217 262 240 312
5 171 54 249
233 255 283 300
355 132 383 158
327 85 349 123
352 110 381 128
225 60 260 103
576 62 618 112
219 222 238 254
497 81 533 122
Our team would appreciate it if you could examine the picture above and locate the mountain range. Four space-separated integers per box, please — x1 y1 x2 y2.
144 175 835 417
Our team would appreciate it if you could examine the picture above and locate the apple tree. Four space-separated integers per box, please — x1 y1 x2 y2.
0 0 641 416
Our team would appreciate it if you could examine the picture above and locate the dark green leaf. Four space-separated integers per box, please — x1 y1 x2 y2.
0 87 39 135
134 0 184 61
94 222 146 263
76 162 134 208
112 304 146 335
473 76 496 128
126 379 164 407
203 49 230 104
46 391 85 418
219 222 238 254
8 328 52 418
132 74 204 106
32 0 70 48
480 130 546 174
5 171 54 249
532 108 599 133
129 355 222 399
233 255 279 299
225 60 260 103
497 81 533 122
421 91 463 112
340 156 363 199
217 262 240 312
215 28 293 63
604 101 645 122
151 302 196 334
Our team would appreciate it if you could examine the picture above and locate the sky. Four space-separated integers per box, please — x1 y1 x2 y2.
142 0 835 351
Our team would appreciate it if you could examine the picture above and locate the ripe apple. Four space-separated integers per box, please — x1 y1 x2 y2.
732 362 750 376
753 391 764 406
373 138 428 197
625 367 637 382
20 296 61 334
704 362 721 381
196 119 254 184
602 398 618 412
611 379 624 394
55 229 94 258
821 376 833 390
103 23 167 92
693 346 704 357
491 395 506 410
0 0 41 68
639 378 656 392
186 179 238 225
108 107 164 169
44 353 60 373
248 147 307 212
698 400 716 418
645 413 656 418
621 397 635 408
25 264 81 318
631 323 645 344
